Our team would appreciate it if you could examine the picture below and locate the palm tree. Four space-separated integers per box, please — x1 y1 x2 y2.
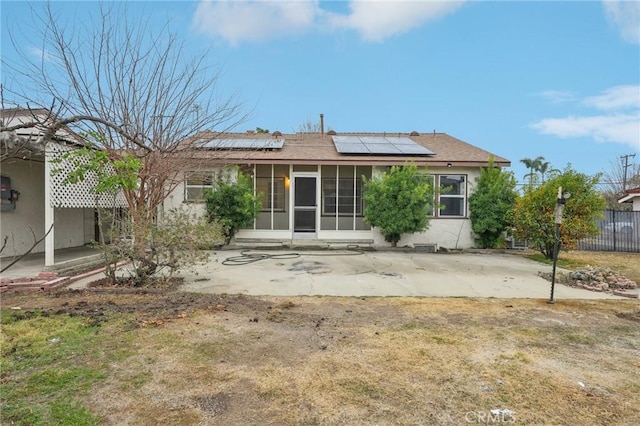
537 160 560 183
520 156 544 190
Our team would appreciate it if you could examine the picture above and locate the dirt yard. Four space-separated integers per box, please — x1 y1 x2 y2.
2 286 639 425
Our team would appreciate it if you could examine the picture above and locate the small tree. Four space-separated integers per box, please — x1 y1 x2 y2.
54 137 225 285
511 166 606 259
2 2 245 279
205 172 262 244
469 158 518 248
363 164 434 247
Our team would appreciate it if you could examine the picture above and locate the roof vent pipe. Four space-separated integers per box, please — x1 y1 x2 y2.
320 113 324 138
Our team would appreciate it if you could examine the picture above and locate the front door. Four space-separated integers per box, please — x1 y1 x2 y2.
293 176 317 233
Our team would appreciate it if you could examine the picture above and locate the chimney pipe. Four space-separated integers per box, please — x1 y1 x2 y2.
320 113 324 138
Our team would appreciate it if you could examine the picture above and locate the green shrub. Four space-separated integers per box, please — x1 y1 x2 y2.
205 172 262 244
363 165 435 246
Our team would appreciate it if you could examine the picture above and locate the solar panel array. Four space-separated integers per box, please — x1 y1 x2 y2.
332 136 434 156
198 138 285 150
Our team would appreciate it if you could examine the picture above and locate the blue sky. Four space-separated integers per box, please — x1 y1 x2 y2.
2 0 639 185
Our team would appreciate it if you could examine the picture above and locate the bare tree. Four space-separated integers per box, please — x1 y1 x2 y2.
294 117 332 134
2 2 246 278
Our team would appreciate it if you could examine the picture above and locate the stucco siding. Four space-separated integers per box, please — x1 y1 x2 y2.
1 160 97 257
53 207 89 249
1 160 46 256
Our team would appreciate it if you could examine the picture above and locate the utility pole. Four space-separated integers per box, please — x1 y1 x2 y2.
621 153 636 191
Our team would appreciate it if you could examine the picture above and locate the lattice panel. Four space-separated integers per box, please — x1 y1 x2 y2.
47 143 128 208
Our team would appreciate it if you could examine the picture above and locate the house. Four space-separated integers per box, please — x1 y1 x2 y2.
618 187 640 211
1 110 510 270
163 130 510 250
0 108 125 268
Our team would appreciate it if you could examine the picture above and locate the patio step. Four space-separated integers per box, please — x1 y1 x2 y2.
232 238 374 250
47 254 106 276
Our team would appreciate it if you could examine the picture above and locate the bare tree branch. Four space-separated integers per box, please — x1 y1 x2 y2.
0 223 54 273
0 235 7 255
2 2 248 279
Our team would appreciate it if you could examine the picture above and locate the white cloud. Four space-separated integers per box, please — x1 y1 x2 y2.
539 90 576 104
192 0 321 45
603 0 640 44
192 0 465 44
328 0 465 42
531 114 639 150
584 85 640 110
532 85 640 151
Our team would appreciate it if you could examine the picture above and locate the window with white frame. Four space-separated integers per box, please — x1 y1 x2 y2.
185 172 215 202
438 174 466 217
256 177 285 211
322 178 363 216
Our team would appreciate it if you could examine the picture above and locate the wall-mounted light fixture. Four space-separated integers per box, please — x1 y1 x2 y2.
446 163 452 168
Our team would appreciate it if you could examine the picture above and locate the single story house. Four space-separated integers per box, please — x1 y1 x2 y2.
618 187 640 211
164 129 510 250
2 109 510 267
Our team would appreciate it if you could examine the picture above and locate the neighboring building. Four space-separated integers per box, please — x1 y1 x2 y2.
164 130 510 250
618 187 640 211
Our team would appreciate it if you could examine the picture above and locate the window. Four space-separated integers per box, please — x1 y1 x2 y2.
416 173 436 217
185 172 214 202
256 177 285 211
322 178 363 216
438 175 466 217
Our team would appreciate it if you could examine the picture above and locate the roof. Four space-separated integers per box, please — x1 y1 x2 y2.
185 131 510 168
618 187 640 203
0 107 85 147
0 107 52 118
1 108 87 163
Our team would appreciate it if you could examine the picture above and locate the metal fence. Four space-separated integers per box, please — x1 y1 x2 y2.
579 210 640 253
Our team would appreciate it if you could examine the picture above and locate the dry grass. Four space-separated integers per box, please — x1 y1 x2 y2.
558 251 640 283
2 251 640 425
5 295 631 425
515 249 640 284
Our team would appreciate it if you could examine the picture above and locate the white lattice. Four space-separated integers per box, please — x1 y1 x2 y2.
46 143 128 208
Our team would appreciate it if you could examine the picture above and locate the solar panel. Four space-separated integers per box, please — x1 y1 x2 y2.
333 142 368 154
198 138 285 150
332 136 434 156
366 143 401 154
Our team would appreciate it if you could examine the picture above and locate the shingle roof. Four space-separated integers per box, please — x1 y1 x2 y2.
185 131 510 168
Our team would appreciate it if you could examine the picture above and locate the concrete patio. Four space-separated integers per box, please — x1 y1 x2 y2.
0 246 101 279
